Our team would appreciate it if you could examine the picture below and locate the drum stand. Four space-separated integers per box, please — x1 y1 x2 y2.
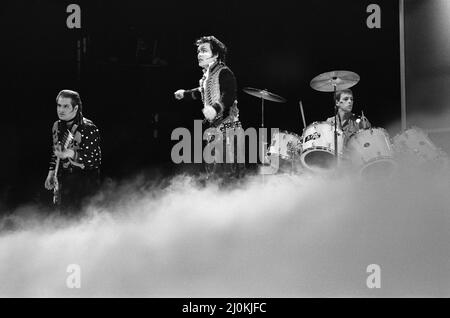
291 156 295 174
260 96 265 128
242 87 287 178
258 97 269 171
258 97 268 181
291 153 300 175
333 84 339 166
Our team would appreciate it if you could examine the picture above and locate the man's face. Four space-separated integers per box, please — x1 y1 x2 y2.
197 43 217 68
57 97 78 121
336 93 353 113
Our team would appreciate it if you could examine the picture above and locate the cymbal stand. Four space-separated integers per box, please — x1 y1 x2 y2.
333 83 339 165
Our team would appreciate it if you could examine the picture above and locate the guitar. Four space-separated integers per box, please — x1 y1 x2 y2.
53 130 74 205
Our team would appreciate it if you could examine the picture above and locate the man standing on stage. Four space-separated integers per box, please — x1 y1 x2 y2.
174 35 244 180
44 89 102 213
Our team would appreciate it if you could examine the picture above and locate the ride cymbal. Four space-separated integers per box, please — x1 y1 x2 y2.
243 87 287 103
310 70 360 92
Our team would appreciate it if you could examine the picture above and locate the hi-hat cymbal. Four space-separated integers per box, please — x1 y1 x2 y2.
243 87 287 103
310 70 360 92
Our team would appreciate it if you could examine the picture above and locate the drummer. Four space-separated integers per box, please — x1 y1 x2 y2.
326 88 370 143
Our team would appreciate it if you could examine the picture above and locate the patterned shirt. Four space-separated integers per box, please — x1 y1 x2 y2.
49 117 101 171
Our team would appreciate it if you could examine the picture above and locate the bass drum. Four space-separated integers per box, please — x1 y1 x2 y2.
300 121 344 172
346 128 397 177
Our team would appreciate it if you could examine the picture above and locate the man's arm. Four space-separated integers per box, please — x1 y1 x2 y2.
45 122 59 189
211 68 236 116
72 124 101 170
48 121 58 171
174 88 201 101
184 88 202 100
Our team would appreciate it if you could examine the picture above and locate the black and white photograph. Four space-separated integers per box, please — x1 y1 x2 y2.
0 0 449 302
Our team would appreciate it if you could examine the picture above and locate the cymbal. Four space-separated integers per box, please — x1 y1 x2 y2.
243 87 287 103
310 70 360 92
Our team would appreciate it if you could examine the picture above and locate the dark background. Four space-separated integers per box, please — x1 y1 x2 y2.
405 0 450 121
0 0 401 211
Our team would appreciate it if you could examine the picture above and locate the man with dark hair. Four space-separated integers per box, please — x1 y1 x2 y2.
174 35 244 180
326 88 371 142
195 35 228 64
44 89 101 213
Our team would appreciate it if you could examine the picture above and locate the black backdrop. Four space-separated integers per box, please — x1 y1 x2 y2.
0 0 400 210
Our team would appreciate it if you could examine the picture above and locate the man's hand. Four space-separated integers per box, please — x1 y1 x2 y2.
202 105 217 121
44 170 55 190
359 117 370 129
54 145 75 160
174 89 185 100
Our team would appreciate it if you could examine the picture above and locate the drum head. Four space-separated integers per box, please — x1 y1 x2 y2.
360 159 397 178
301 149 337 171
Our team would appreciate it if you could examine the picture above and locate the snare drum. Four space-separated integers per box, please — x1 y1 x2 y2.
300 121 344 171
346 128 397 177
268 130 302 160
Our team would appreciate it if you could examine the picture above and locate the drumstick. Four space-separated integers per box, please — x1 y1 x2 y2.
299 100 306 128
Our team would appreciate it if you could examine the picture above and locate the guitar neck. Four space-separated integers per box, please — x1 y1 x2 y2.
52 130 73 205
53 131 71 178
54 157 61 176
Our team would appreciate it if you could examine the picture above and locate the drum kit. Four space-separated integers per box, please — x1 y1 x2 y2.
243 70 447 177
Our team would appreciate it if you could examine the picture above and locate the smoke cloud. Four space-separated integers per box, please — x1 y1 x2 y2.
0 130 449 297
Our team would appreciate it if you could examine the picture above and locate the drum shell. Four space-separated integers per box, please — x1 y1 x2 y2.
268 130 302 160
393 127 441 163
300 121 344 171
346 127 395 168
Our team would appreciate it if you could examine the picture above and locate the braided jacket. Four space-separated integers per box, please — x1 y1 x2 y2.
185 61 239 127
